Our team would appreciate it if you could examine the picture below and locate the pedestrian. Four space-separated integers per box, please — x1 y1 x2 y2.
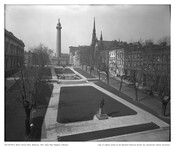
161 94 170 116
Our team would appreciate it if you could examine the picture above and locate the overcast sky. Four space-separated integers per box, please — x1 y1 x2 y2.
5 5 170 54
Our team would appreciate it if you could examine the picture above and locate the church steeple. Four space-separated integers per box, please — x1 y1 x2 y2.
100 31 103 41
93 18 96 34
91 17 96 46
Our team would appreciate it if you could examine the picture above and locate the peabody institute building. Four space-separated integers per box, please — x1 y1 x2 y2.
5 29 25 77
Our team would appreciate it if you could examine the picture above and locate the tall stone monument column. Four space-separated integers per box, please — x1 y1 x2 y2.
56 18 62 59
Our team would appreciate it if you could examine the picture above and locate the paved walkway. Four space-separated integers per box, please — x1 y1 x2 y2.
50 67 57 79
81 66 170 119
41 67 170 141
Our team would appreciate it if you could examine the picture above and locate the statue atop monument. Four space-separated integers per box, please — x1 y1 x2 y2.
56 18 62 29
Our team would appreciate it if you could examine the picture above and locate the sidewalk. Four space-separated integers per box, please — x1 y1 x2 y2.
80 66 170 120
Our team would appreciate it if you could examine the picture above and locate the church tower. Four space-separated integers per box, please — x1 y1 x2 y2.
91 18 97 61
56 18 62 58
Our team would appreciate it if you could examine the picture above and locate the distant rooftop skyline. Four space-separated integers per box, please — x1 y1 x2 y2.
5 5 170 53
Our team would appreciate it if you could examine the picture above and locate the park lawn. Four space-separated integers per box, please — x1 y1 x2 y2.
54 68 74 74
58 122 159 141
5 81 53 141
73 68 95 78
57 86 137 123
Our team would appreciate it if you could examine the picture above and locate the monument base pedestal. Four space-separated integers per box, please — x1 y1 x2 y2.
96 113 108 120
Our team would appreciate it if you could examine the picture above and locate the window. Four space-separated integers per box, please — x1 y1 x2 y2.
137 61 140 67
148 64 151 70
10 44 12 53
14 46 16 54
140 54 143 61
163 55 167 62
11 58 13 67
158 64 161 71
163 65 167 70
152 55 155 61
157 55 161 62
16 47 18 54
168 54 170 62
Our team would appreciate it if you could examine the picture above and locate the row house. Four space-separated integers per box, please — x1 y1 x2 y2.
108 40 127 77
24 51 48 66
5 29 25 77
124 42 170 92
116 48 125 76
124 42 143 78
142 43 170 92
109 49 125 76
109 50 117 76
94 38 127 75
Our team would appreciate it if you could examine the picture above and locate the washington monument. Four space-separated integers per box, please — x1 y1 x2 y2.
56 18 62 58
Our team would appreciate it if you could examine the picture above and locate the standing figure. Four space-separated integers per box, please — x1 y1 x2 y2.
162 95 170 116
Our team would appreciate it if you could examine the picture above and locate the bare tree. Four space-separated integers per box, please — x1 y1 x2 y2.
109 58 124 92
142 43 170 94
128 70 143 101
124 44 143 101
117 53 125 92
119 74 124 92
142 42 170 115
94 50 102 79
96 59 101 80
13 65 43 140
31 43 53 67
11 44 53 140
157 36 170 46
100 63 109 84
142 43 169 92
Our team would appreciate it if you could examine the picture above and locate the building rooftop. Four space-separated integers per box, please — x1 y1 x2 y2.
5 29 25 46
